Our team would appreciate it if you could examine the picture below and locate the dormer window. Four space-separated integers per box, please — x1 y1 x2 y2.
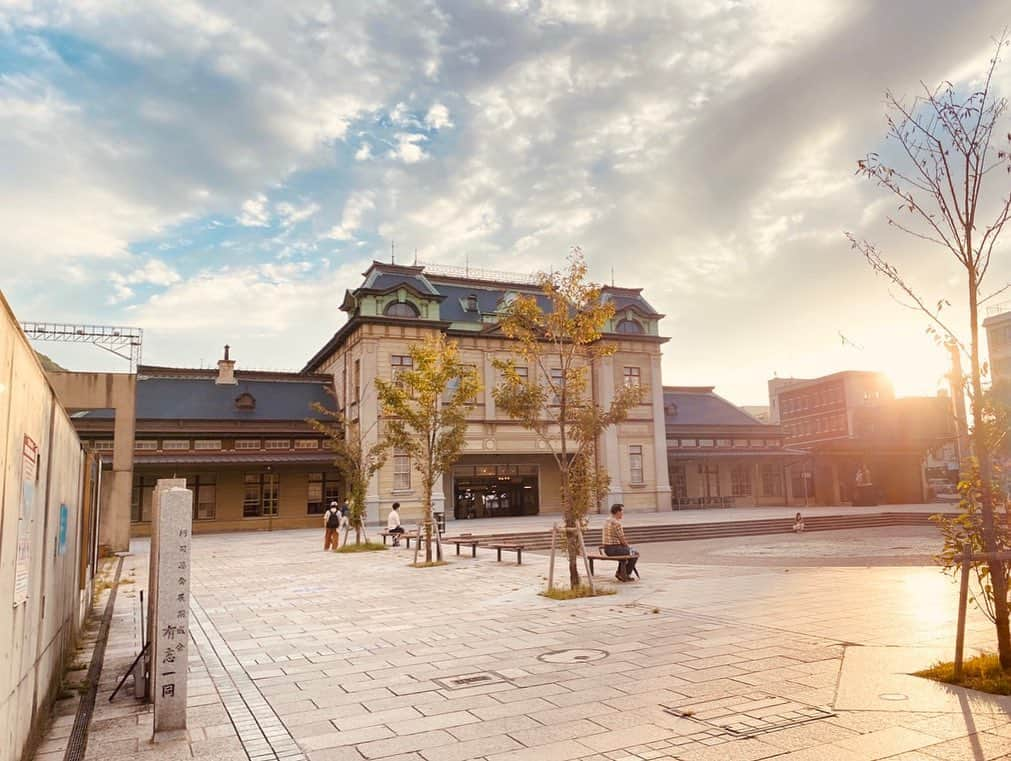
616 318 645 334
384 301 420 318
466 294 479 313
235 392 256 411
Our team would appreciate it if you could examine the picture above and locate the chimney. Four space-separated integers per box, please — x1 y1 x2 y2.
216 344 237 385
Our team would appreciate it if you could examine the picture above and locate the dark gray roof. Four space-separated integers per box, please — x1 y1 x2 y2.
431 282 553 323
81 377 332 421
368 271 440 296
664 388 767 427
605 290 663 317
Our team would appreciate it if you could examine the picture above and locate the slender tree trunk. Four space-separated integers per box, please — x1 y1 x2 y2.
560 466 579 587
968 272 1011 668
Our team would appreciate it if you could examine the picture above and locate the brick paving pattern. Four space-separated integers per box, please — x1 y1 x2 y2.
31 523 1011 761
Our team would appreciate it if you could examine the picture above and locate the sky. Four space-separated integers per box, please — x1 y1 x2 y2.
3 0 1011 405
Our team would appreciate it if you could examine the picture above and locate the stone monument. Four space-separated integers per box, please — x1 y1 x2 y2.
150 481 192 735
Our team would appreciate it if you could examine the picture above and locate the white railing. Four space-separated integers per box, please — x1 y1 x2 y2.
416 260 541 285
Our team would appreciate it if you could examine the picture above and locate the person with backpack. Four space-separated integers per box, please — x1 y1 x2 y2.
324 500 341 550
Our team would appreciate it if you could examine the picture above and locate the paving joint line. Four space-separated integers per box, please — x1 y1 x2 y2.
190 593 308 761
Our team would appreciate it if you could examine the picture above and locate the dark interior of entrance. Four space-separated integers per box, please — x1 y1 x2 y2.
453 464 539 518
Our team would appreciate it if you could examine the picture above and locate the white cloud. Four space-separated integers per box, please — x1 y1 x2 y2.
275 200 320 228
107 258 182 303
237 194 271 226
424 103 452 129
5 0 1011 402
388 132 428 164
325 192 375 240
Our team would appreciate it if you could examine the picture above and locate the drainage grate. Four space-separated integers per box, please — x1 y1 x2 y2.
436 671 510 690
65 557 124 761
662 692 835 739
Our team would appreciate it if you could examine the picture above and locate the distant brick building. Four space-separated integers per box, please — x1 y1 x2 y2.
768 371 954 505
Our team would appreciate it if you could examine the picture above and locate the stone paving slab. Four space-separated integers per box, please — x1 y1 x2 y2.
30 526 1011 761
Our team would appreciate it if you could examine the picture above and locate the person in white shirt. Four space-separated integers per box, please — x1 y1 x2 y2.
387 502 405 546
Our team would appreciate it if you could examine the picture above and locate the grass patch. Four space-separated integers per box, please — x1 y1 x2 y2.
334 542 387 553
915 653 1011 695
540 586 618 601
409 560 450 568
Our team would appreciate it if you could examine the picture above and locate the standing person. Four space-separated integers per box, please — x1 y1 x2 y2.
323 500 341 551
602 503 638 582
387 502 405 546
341 497 351 519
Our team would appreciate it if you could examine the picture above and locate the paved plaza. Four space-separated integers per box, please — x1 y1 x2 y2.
33 519 1011 761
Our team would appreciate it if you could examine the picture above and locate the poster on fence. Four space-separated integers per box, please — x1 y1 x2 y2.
14 435 38 607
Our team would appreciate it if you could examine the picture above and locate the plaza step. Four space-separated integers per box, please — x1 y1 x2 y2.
444 510 955 552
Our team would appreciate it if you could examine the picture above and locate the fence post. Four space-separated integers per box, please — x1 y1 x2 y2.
547 524 557 592
576 527 595 595
954 542 971 681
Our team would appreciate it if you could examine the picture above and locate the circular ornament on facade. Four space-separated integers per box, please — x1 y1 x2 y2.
485 439 495 449
538 649 608 664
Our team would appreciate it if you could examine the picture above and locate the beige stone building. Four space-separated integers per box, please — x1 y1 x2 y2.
302 262 672 528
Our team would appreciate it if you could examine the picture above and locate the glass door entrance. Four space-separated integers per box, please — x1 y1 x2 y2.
452 464 539 518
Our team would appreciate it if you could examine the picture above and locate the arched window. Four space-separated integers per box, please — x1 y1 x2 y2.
384 301 420 318
616 318 644 334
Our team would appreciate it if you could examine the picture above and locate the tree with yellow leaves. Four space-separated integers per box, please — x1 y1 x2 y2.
376 333 481 563
309 386 389 547
494 249 642 588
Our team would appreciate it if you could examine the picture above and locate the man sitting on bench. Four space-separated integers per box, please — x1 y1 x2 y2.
387 502 405 546
602 503 638 582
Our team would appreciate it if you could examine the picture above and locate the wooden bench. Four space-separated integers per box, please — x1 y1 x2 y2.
585 547 640 577
380 530 418 547
486 543 524 565
443 536 480 557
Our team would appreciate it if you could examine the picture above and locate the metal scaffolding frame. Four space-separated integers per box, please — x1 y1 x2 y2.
21 321 143 372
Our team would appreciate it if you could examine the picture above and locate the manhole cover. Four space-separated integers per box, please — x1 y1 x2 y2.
538 649 608 664
435 671 511 690
663 693 835 739
878 693 908 701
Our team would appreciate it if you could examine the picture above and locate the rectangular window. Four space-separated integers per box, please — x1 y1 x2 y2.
92 440 114 451
194 439 222 450
134 440 158 451
392 354 413 384
698 439 714 448
294 439 319 449
629 445 644 484
264 439 290 450
445 364 477 402
671 464 687 499
393 450 411 490
716 439 733 448
733 439 749 448
186 474 217 520
162 440 189 450
623 366 641 387
731 464 752 497
750 439 764 448
243 473 279 517
307 471 340 514
234 439 261 450
761 464 784 497
130 475 157 522
680 438 698 447
550 367 564 404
